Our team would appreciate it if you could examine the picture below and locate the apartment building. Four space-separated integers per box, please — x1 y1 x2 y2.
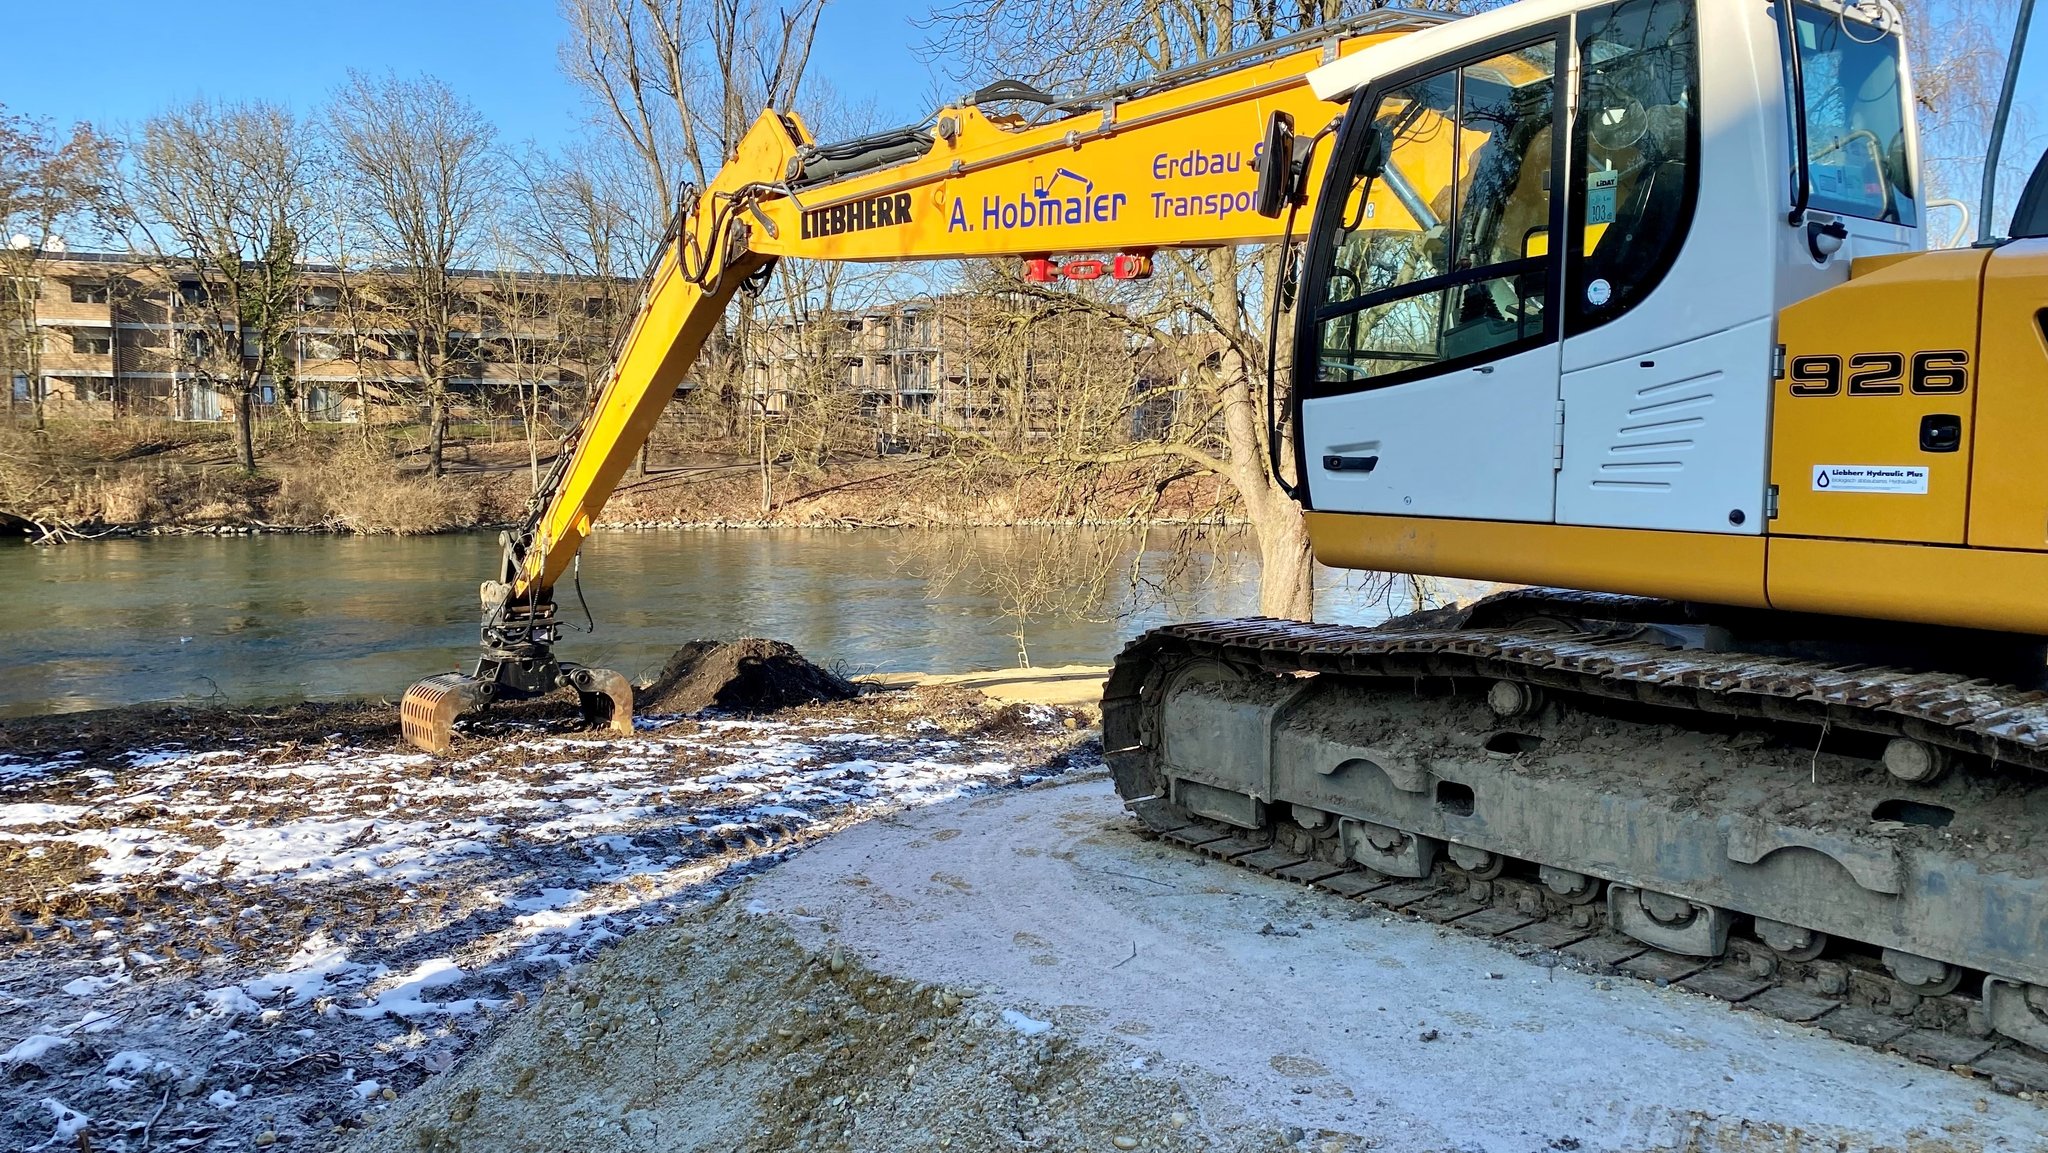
742 293 1186 446
4 250 1195 447
1 250 627 425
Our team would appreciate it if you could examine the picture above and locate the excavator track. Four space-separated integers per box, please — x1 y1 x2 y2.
1103 605 2048 1095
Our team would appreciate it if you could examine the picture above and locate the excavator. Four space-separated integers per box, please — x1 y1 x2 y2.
405 0 2048 1075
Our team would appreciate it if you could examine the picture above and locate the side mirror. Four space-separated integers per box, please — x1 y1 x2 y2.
1255 111 1299 219
1358 125 1387 182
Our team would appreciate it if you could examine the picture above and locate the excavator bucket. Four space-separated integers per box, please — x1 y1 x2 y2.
400 672 493 754
570 667 636 737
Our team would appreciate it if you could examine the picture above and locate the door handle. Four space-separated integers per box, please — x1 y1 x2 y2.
1474 365 1495 374
1322 454 1380 473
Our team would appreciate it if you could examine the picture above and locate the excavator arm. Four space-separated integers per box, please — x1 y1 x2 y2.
400 8 1449 751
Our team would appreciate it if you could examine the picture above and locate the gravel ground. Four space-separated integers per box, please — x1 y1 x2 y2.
0 687 1089 1151
356 773 2048 1153
346 897 1238 1153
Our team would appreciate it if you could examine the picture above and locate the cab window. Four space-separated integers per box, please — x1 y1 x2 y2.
1568 0 1700 334
1310 38 1561 392
1785 1 1917 226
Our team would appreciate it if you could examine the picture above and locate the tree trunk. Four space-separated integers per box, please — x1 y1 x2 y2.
1220 368 1313 620
428 390 447 478
757 406 772 515
1207 257 1314 621
236 384 258 471
526 382 542 492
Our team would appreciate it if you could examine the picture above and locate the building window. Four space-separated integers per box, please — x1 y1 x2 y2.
70 281 109 304
304 385 344 421
302 286 341 310
73 329 113 355
53 376 100 403
178 282 209 307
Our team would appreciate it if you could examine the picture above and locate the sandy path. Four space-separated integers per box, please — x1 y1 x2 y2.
748 774 2039 1152
870 666 1109 709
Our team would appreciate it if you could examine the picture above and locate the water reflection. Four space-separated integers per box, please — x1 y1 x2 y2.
0 528 1422 717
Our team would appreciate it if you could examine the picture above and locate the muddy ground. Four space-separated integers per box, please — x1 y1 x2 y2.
0 681 1089 1151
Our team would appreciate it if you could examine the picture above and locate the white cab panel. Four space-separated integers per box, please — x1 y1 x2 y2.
1556 318 1772 533
1303 342 1560 522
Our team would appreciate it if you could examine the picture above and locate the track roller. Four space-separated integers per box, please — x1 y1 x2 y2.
1883 737 1951 784
1609 884 1732 957
1486 679 1543 719
1754 917 1828 962
1539 865 1600 904
1884 948 1963 997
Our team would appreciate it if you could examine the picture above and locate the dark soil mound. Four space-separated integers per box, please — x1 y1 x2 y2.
636 638 857 716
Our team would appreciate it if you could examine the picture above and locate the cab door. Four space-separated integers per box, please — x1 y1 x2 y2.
1298 28 1567 522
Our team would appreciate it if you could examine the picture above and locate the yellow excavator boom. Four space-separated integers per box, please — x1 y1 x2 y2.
401 8 1447 751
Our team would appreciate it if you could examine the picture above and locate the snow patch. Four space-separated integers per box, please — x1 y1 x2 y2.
1000 1009 1052 1036
37 1098 89 1147
3 1034 72 1065
202 985 262 1018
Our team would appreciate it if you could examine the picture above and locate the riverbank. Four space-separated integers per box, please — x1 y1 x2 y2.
1 422 1236 541
0 673 1098 1151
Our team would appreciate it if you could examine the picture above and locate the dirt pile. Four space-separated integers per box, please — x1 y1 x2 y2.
346 900 1216 1153
636 638 858 715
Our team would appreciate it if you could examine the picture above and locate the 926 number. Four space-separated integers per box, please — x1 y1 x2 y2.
1786 350 1970 397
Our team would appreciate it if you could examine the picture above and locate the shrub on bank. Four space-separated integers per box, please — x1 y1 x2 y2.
272 440 479 535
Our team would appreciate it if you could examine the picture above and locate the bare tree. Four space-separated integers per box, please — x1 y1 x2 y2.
559 0 833 465
559 0 827 224
0 107 120 431
131 98 323 469
917 2 1496 619
329 71 502 477
1900 0 2033 242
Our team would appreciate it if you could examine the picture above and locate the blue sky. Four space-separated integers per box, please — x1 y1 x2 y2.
4 0 938 149
7 1 2043 228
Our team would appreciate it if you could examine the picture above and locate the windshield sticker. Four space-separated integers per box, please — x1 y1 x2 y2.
1587 170 1618 226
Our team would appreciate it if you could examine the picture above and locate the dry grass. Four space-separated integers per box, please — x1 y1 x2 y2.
4 416 1238 536
272 438 480 535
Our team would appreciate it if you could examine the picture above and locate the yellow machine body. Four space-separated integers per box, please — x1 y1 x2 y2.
1299 240 2048 637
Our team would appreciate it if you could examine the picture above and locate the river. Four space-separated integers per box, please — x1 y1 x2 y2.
0 528 1431 717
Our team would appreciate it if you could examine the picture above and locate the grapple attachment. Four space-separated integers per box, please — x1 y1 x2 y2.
569 666 636 737
400 672 495 753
